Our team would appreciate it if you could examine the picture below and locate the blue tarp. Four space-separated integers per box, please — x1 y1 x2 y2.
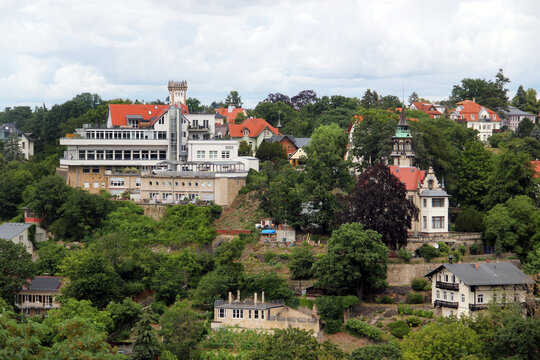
261 229 276 234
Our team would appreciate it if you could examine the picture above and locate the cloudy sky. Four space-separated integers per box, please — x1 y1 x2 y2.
1 0 539 110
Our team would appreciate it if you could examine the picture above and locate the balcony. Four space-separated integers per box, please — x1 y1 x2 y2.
187 125 210 131
434 300 458 309
15 301 56 309
436 281 459 290
469 303 487 311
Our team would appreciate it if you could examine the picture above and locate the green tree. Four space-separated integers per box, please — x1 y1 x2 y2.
340 164 418 250
186 97 204 113
312 223 388 298
24 175 72 228
36 241 69 275
249 328 346 360
97 202 158 246
0 308 47 359
482 150 537 210
0 239 35 304
106 297 142 340
132 311 160 360
302 124 353 232
256 142 287 162
241 272 296 307
512 85 527 110
160 299 207 360
450 68 510 113
224 91 242 107
408 92 419 105
0 165 33 219
158 204 218 246
253 101 297 128
516 118 535 138
3 134 24 162
360 89 380 109
60 251 123 308
151 248 205 305
238 140 254 156
525 88 540 114
454 208 485 232
350 109 397 168
454 141 495 209
191 271 234 310
401 321 483 360
288 242 315 280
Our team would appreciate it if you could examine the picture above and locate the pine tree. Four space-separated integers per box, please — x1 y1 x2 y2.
132 311 160 360
3 134 24 162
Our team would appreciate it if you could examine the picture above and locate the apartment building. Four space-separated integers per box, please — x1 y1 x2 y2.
449 100 501 142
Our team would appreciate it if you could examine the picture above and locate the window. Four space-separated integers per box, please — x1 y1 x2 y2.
243 129 249 136
437 275 441 281
159 151 166 160
208 182 212 187
443 291 447 300
221 150 230 159
423 199 427 207
35 309 40 316
79 150 86 159
110 178 125 187
432 216 445 229
423 216 427 229
232 309 243 319
209 150 218 159
197 150 205 159
436 290 440 299
93 182 99 188
432 198 444 207
450 292 454 301
83 166 90 173
477 294 484 303
254 310 259 319
92 167 100 173
461 294 465 302
83 182 90 189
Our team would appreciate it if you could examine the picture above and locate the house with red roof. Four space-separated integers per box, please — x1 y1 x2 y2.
229 117 279 150
409 102 442 118
389 110 449 234
215 106 248 124
449 100 501 142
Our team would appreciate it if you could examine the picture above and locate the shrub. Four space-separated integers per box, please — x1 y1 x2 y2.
279 253 289 260
412 309 433 318
454 208 485 232
437 242 451 256
415 244 439 262
387 320 410 339
345 318 383 340
406 293 424 304
377 295 395 304
341 295 360 309
264 251 276 263
406 316 422 327
398 305 413 315
299 297 314 310
397 248 412 263
351 343 402 360
377 322 383 328
325 319 342 334
411 278 429 291
458 245 467 255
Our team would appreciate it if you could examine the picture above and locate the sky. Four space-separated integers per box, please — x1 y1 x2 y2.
1 0 540 110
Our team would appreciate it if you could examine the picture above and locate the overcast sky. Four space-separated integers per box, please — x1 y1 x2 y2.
1 0 539 110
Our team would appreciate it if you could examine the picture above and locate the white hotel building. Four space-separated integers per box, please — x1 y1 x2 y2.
57 81 258 206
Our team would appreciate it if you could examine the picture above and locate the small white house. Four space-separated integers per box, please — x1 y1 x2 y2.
0 223 47 256
425 262 534 317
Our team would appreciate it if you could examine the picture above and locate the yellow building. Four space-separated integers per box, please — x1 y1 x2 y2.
211 291 321 338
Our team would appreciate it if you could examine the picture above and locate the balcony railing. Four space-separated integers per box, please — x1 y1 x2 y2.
436 281 459 290
434 300 459 309
469 303 488 311
188 125 210 131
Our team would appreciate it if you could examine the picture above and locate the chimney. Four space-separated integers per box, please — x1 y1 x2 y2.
474 263 479 269
237 289 241 301
261 291 265 304
228 291 232 304
473 97 475 103
254 292 258 305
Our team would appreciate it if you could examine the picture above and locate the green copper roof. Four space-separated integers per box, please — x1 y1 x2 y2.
394 126 412 138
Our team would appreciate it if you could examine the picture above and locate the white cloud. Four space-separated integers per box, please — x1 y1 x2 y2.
1 0 540 109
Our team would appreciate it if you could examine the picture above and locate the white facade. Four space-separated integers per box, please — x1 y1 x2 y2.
417 168 449 233
465 118 501 143
427 263 533 317
187 140 239 162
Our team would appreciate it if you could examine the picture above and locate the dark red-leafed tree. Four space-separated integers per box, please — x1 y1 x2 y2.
340 163 418 250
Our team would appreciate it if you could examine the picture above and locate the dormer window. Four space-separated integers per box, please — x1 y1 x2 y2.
243 129 249 137
428 179 434 190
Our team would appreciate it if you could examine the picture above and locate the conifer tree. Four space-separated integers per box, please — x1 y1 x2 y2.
132 311 160 360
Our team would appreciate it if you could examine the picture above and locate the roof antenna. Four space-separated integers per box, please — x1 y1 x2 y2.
402 83 405 107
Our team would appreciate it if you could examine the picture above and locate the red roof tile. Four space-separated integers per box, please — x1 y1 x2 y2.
347 115 364 134
388 165 425 190
109 104 188 127
411 102 442 118
449 100 499 122
531 160 540 178
215 107 247 124
229 118 279 138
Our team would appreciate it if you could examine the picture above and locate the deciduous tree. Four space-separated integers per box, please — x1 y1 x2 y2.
0 239 35 304
341 164 418 250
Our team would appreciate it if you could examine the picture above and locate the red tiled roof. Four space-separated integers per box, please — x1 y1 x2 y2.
388 165 425 191
449 100 499 122
229 117 279 138
532 160 540 178
109 104 188 127
347 115 364 133
411 102 442 118
215 107 246 124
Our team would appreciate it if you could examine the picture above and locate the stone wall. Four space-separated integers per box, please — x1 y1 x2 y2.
387 263 437 286
405 232 482 251
139 204 169 220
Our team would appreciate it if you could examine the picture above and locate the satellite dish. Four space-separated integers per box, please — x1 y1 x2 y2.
434 244 440 249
